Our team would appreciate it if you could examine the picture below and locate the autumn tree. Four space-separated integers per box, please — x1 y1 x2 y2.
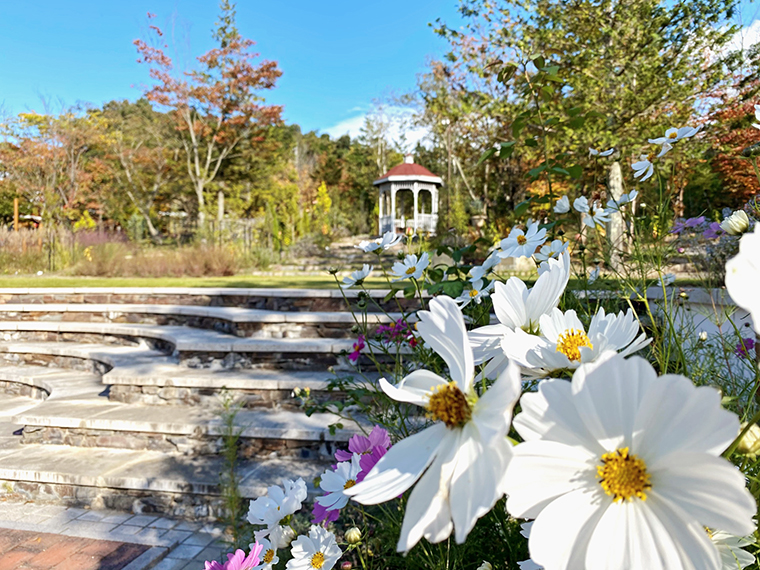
134 1 282 228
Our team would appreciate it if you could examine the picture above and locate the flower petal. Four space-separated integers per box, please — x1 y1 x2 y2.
472 361 521 445
379 370 447 406
346 423 446 504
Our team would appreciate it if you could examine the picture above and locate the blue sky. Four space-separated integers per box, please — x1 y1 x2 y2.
0 0 462 136
1 1 758 139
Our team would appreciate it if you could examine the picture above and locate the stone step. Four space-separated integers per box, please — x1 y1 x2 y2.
0 442 328 520
0 304 405 338
0 287 421 312
0 365 103 401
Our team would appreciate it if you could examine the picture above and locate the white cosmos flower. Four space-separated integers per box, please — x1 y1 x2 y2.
720 210 750 236
725 225 760 331
355 231 403 253
470 252 501 282
345 296 522 552
753 104 760 130
589 147 614 157
504 353 756 570
455 278 494 308
251 537 279 570
711 530 756 569
606 189 638 211
573 196 590 213
649 125 701 145
518 522 543 570
499 221 547 259
248 478 308 529
286 526 342 570
553 196 570 214
588 266 600 284
534 240 568 263
391 252 429 281
583 205 612 229
469 252 571 380
500 306 650 378
340 264 373 289
316 454 362 512
632 144 672 181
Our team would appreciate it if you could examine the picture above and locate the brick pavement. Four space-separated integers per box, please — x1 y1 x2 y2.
0 528 149 570
0 501 229 570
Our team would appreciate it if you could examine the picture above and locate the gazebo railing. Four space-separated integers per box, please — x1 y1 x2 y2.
380 214 438 234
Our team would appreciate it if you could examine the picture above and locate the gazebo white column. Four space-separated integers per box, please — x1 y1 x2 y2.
413 182 419 231
391 185 397 231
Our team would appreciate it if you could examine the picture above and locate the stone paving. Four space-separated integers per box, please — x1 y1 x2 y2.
0 500 228 569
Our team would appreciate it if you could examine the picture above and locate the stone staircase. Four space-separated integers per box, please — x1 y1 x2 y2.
0 287 404 521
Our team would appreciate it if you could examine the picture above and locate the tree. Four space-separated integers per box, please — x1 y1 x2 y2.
134 1 282 228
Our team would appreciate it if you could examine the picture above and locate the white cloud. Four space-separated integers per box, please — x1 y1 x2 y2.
726 18 760 54
322 106 432 151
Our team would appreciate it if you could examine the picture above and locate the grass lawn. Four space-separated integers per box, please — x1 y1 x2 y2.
0 274 391 289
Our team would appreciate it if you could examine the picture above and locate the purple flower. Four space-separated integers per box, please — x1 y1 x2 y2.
205 545 263 570
312 498 341 525
685 216 705 228
348 335 365 363
335 426 391 462
735 337 756 358
357 445 387 483
703 221 725 239
670 220 686 234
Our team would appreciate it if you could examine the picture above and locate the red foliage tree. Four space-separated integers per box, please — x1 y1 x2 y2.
134 1 282 227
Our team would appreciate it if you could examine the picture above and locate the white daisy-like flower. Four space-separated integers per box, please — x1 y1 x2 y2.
500 306 650 378
248 478 308 529
753 104 760 130
589 147 614 157
504 353 756 570
340 264 373 289
553 196 570 214
720 210 750 236
632 144 672 182
498 221 547 259
588 265 600 284
606 189 638 211
251 537 280 570
469 252 571 380
470 252 501 282
346 296 522 552
455 278 494 308
582 205 612 229
390 252 429 281
573 196 590 213
712 530 756 569
534 239 568 263
648 125 701 145
355 231 403 253
725 225 760 331
518 522 543 570
315 454 362 512
286 526 342 570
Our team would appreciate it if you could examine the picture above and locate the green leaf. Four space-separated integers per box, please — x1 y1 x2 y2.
403 285 416 298
567 164 583 179
530 54 546 69
550 166 570 176
541 65 560 75
528 164 546 179
567 106 583 117
499 141 516 157
441 280 464 298
477 147 497 166
497 62 518 84
512 120 525 138
524 138 538 148
514 197 534 216
568 116 586 129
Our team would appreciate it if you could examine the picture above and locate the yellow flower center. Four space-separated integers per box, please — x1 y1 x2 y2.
263 549 275 564
668 131 678 139
343 479 356 490
647 151 656 161
405 266 416 275
469 289 479 298
311 552 325 569
426 382 472 428
555 329 593 362
597 447 651 502
517 235 527 245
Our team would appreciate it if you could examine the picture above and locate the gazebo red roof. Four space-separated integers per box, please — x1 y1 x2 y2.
377 162 439 180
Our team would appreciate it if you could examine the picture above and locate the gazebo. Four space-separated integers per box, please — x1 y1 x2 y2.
373 155 442 235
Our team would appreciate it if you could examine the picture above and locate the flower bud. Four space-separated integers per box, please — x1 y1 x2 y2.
720 210 750 236
345 527 362 544
741 142 760 157
477 563 493 570
341 562 353 570
698 331 708 342
737 422 760 458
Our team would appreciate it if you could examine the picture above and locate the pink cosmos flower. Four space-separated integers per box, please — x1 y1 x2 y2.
357 445 387 483
334 426 391 462
348 335 365 363
206 545 263 570
312 499 341 525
